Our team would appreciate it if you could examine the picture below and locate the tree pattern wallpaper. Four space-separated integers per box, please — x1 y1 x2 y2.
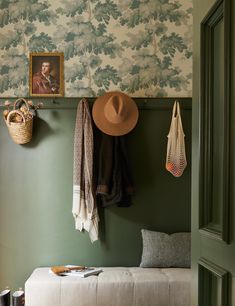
0 0 192 97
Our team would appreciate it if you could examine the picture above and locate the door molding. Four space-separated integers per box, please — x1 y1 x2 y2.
198 258 229 306
199 0 231 243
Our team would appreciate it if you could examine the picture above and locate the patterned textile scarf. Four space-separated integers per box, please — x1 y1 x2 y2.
72 98 99 242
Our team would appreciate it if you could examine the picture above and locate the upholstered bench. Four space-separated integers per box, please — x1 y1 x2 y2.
25 267 191 306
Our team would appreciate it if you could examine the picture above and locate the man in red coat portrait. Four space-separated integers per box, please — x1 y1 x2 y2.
32 61 59 94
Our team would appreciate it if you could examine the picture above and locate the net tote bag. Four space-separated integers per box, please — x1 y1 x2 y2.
166 101 187 177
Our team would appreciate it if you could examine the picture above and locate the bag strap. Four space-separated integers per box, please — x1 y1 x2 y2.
168 101 185 136
176 101 185 136
14 98 30 112
172 100 181 118
171 101 178 121
167 101 178 136
7 110 26 125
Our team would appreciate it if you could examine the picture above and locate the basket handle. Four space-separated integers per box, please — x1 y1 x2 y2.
13 98 30 112
7 110 26 125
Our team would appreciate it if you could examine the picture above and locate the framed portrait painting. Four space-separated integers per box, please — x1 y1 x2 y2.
29 52 64 97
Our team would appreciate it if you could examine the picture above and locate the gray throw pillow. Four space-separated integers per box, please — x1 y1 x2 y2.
140 229 191 268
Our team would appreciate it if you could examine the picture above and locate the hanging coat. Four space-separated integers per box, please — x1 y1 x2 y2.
96 133 134 207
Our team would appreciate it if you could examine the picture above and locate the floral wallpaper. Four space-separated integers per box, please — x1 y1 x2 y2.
0 0 192 97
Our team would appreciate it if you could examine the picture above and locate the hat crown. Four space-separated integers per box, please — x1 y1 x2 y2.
92 91 139 136
104 95 127 124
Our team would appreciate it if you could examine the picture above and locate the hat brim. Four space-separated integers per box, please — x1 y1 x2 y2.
92 92 139 136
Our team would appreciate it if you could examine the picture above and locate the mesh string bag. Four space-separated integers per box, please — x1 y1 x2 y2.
166 101 187 177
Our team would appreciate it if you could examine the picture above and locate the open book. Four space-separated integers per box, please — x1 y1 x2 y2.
50 265 103 278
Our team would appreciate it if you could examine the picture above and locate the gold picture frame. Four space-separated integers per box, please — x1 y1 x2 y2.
29 52 64 97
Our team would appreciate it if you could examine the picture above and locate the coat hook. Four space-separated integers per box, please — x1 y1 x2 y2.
52 97 59 104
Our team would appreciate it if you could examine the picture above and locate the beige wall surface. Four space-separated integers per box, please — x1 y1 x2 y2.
0 0 192 97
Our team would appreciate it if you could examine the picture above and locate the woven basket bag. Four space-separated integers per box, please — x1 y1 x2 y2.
4 98 33 144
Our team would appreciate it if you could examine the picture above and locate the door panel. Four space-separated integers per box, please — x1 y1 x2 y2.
199 0 230 243
199 258 229 306
192 0 235 305
212 16 224 232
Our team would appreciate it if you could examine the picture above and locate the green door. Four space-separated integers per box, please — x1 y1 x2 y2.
192 0 235 305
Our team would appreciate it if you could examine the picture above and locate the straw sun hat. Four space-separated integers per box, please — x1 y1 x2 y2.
92 92 139 136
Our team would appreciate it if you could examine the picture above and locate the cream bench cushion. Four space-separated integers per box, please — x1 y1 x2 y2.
25 267 191 306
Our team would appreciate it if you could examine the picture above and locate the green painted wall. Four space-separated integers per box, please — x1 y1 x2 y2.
0 98 191 291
